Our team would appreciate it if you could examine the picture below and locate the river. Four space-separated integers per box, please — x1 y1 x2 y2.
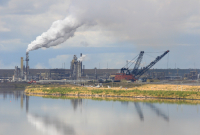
0 89 200 135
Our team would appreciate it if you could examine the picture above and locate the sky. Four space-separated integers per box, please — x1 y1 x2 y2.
0 0 200 69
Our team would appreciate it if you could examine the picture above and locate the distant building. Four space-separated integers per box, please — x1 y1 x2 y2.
70 54 83 80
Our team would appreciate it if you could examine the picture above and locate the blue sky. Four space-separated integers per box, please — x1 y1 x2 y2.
0 0 200 69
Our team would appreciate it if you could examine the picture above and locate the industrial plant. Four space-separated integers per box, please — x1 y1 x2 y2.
0 50 199 84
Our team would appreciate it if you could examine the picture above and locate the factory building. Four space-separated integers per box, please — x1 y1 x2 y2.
70 54 83 80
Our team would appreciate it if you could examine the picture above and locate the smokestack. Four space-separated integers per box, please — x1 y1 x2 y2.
80 53 82 75
82 65 85 76
25 52 29 80
21 57 23 77
94 67 97 80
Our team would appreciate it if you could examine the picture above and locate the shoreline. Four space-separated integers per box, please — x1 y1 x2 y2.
25 84 200 100
26 92 200 100
26 93 200 105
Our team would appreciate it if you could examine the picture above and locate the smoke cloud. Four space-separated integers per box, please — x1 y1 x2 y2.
26 0 200 53
26 15 83 52
78 55 86 62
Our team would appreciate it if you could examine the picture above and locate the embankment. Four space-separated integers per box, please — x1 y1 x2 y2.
25 84 200 100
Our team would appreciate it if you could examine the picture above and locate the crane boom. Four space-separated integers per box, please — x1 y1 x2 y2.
131 51 144 75
135 50 169 79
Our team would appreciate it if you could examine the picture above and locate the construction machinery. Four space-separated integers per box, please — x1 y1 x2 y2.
115 50 169 81
28 80 36 84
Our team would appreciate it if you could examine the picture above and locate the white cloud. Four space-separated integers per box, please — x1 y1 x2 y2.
83 53 137 69
0 39 25 52
51 29 118 50
0 59 19 69
0 0 200 69
34 63 47 69
0 0 70 15
1 0 200 50
49 55 71 68
69 0 200 47
0 19 10 32
0 0 71 51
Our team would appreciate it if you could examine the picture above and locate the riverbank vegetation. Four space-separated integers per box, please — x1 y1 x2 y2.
33 95 200 105
25 84 200 99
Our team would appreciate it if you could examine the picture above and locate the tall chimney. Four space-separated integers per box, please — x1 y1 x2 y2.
82 65 85 76
25 52 29 80
21 57 23 77
80 53 82 75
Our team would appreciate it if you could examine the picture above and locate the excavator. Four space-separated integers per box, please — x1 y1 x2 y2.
114 50 169 81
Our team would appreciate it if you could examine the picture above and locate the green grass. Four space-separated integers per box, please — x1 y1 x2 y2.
42 87 75 94
25 84 200 99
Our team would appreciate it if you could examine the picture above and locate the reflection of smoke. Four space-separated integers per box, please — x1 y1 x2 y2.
71 99 82 110
145 103 169 121
134 103 144 121
27 113 75 135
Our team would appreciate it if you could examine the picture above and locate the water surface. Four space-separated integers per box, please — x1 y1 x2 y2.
0 90 200 135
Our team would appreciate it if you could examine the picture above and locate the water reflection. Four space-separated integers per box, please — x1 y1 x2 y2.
27 113 75 135
0 90 29 112
145 103 169 121
0 90 75 135
121 101 129 106
134 103 144 121
71 99 82 111
1 90 200 135
0 90 22 99
26 95 29 113
120 101 169 122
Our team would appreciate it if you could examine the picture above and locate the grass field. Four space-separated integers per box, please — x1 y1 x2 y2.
25 84 200 99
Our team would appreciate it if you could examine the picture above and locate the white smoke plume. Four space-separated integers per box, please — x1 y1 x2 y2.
26 0 198 53
78 55 86 62
26 15 83 52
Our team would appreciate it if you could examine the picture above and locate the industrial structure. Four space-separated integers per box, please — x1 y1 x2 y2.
12 53 86 81
184 71 198 80
20 57 23 78
25 52 29 81
70 54 83 80
1 50 200 83
114 50 169 81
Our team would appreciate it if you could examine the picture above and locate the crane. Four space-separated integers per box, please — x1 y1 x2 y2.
131 51 144 75
135 50 169 79
114 50 169 81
